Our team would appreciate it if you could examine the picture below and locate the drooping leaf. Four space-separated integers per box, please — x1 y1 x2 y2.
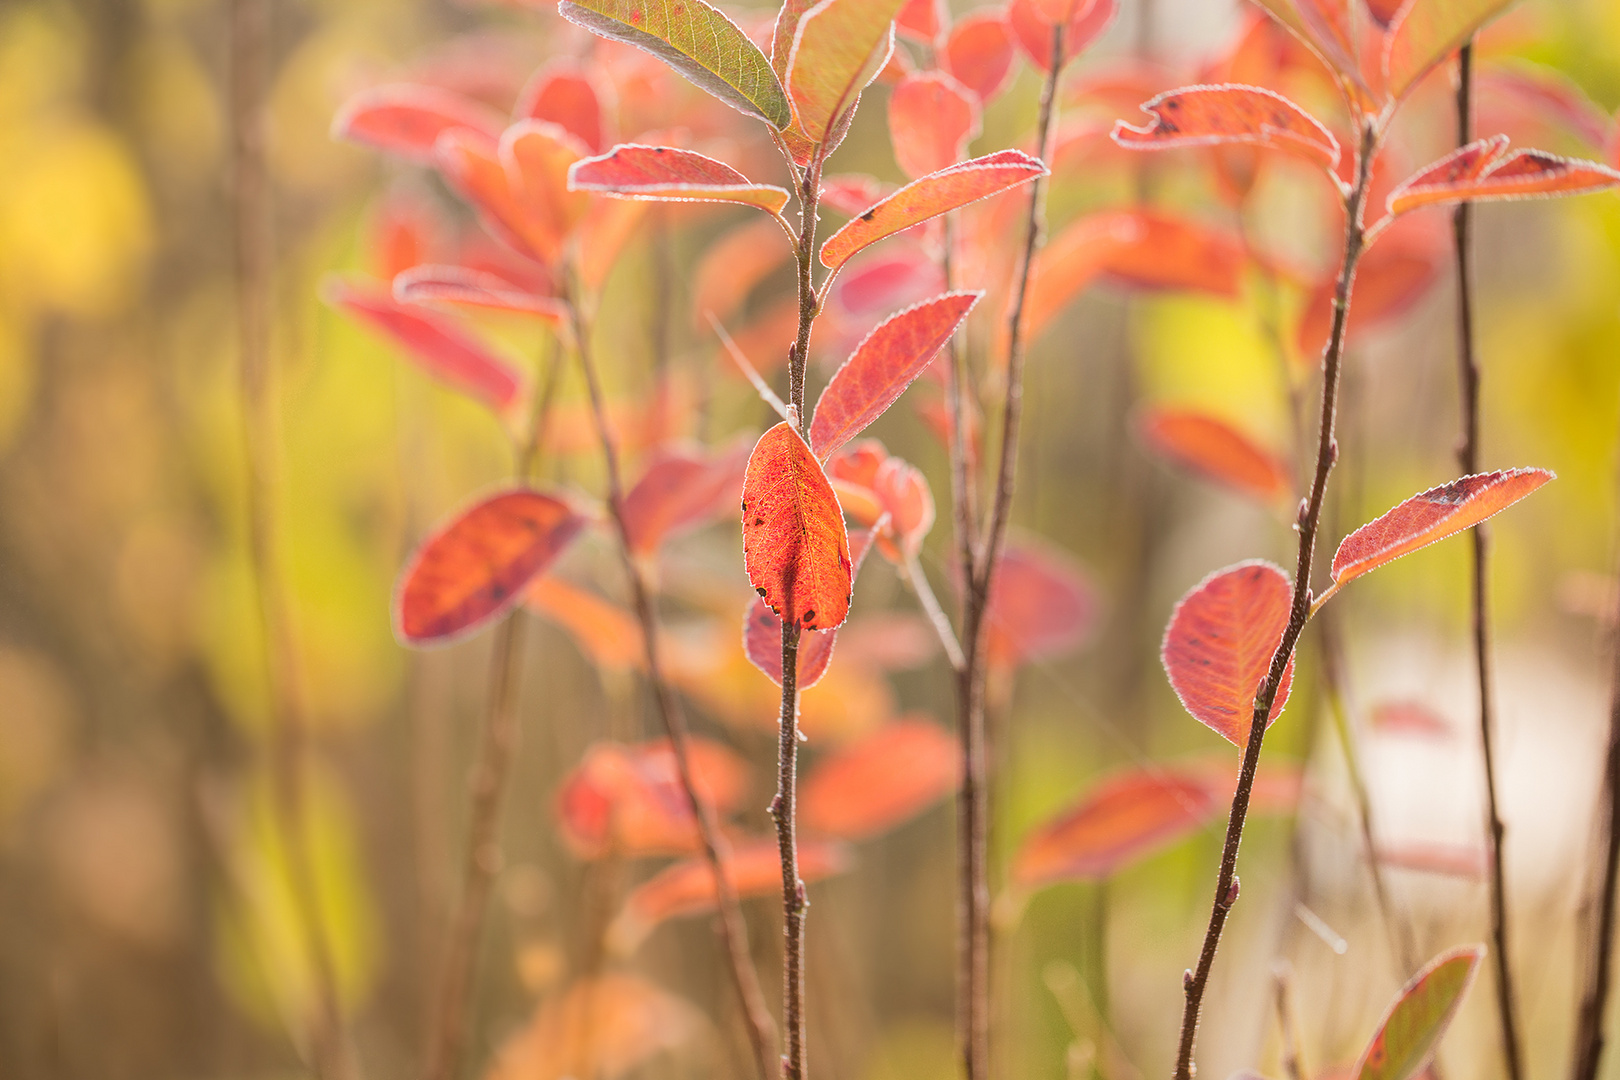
1012 768 1218 887
888 71 981 179
516 59 612 153
558 0 792 128
1330 469 1554 588
944 9 1017 102
984 540 1097 668
744 528 879 687
392 264 569 323
810 292 981 459
1138 408 1291 503
785 0 909 145
1353 946 1484 1080
741 422 854 631
1385 140 1620 217
1161 560 1295 746
608 836 850 951
332 84 505 163
484 973 701 1080
569 144 792 214
324 279 526 413
1006 0 1118 73
1111 84 1340 172
820 150 1047 271
1384 0 1516 103
554 738 750 859
800 718 959 840
621 437 753 555
395 489 586 645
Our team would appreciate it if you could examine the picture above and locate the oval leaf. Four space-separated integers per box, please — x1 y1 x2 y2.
1331 468 1554 587
1139 408 1291 503
516 59 610 153
742 422 854 631
889 71 981 179
1384 0 1515 103
332 83 504 163
395 489 586 645
1012 769 1218 887
1007 0 1118 73
786 0 909 145
744 528 880 687
1162 560 1295 746
945 9 1017 101
1111 84 1340 172
800 718 960 840
984 540 1096 668
559 0 792 129
569 144 792 214
1353 946 1484 1080
820 150 1047 271
621 438 752 555
810 292 981 459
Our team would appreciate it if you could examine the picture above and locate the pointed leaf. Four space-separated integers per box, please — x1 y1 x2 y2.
392 264 569 323
1162 560 1295 746
332 84 505 163
1387 143 1620 217
395 489 586 645
1353 946 1484 1080
944 9 1017 102
889 71 981 179
741 422 854 631
569 143 792 214
1139 408 1291 503
744 528 879 687
1007 0 1118 73
621 437 752 555
1385 0 1516 103
1112 84 1340 172
810 292 981 459
820 150 1047 271
800 718 960 840
1331 468 1554 587
786 0 908 145
558 0 791 128
1012 768 1218 886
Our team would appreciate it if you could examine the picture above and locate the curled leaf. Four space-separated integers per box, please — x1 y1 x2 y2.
1138 408 1291 503
741 422 854 631
1353 946 1484 1080
1111 83 1340 172
800 718 960 840
569 144 791 214
1386 138 1620 217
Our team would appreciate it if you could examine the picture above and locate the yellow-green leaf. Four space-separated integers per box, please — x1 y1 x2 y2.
1353 945 1483 1080
785 0 909 145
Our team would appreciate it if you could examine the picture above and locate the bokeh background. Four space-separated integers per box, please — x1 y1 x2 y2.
4 0 1620 1077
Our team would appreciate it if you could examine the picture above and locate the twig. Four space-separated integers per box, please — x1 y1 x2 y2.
1173 119 1379 1080
567 287 779 1080
901 555 965 672
1451 41 1525 1080
230 0 355 1075
1273 966 1304 1080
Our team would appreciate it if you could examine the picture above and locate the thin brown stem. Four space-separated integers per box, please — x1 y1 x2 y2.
1451 41 1524 1080
1273 967 1304 1080
567 289 778 1080
1174 120 1378 1080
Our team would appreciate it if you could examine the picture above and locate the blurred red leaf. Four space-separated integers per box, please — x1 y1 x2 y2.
1138 408 1291 503
1353 946 1483 1080
945 9 1017 102
821 150 1047 271
621 438 753 556
1022 212 1143 341
395 489 586 645
516 59 612 153
1478 64 1613 153
368 189 443 281
1296 215 1445 359
1161 560 1295 746
821 173 895 216
744 529 879 688
1378 842 1490 880
1006 0 1117 73
333 83 505 163
1369 701 1451 738
555 738 750 859
1385 137 1620 217
810 292 981 459
1112 84 1340 172
569 144 791 214
505 121 593 259
1012 768 1218 887
1330 469 1554 588
897 0 947 41
392 264 568 323
984 540 1096 668
484 973 701 1080
324 279 526 413
577 193 650 291
434 129 549 264
889 72 981 180
800 717 960 840
742 422 854 631
871 457 935 560
1099 210 1246 296
692 217 794 327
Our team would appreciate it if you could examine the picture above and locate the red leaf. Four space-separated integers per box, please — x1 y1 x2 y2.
888 71 981 180
693 217 794 327
1378 842 1490 880
1478 64 1613 153
1386 140 1620 217
741 422 854 631
984 540 1096 668
332 83 505 163
392 264 569 323
324 279 526 413
871 457 935 560
569 143 791 214
944 9 1017 102
1296 215 1445 359
395 489 586 645
434 128 552 264
621 438 752 556
516 59 612 153
1331 469 1554 587
610 836 850 950
1006 0 1117 73
820 150 1047 271
821 174 895 217
1138 408 1291 503
504 120 593 261
1012 768 1218 886
744 529 880 688
1353 946 1484 1080
1161 560 1295 746
1111 83 1340 172
800 718 960 840
1022 212 1144 341
1100 210 1246 296
896 0 946 42
555 738 750 859
810 292 982 459
368 189 442 282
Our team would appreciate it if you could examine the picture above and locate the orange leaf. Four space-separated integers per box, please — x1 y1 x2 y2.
1296 215 1445 360
800 717 959 840
324 279 526 413
435 129 549 264
984 540 1096 668
1006 0 1117 73
504 121 592 262
820 150 1047 271
821 173 894 217
569 143 791 215
692 216 794 328
1099 210 1246 296
1012 768 1217 886
484 973 701 1080
1111 83 1340 172
742 422 854 631
1383 0 1515 103
609 836 850 951
1023 212 1144 341
1138 408 1291 503
392 264 569 324
1353 946 1484 1080
944 9 1017 102
744 528 880 687
896 0 946 42
368 189 443 282
1386 139 1620 217
1161 560 1295 745
784 0 908 145
1330 469 1554 588
871 457 935 561
888 71 981 179
332 83 505 164
395 489 586 645
526 577 646 671
621 437 753 556
555 738 750 859
516 59 611 153
810 292 981 459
